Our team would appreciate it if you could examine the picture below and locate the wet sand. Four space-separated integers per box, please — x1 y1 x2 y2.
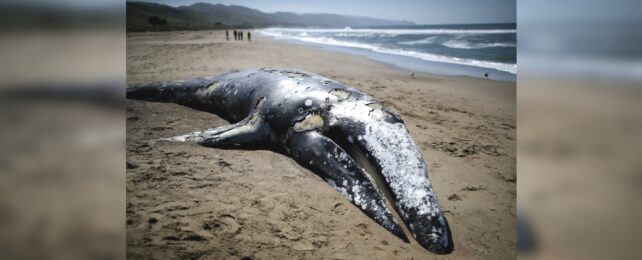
126 30 515 259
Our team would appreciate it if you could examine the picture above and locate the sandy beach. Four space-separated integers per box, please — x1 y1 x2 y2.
126 30 515 259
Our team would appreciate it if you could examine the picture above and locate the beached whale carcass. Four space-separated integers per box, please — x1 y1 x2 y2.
127 68 454 254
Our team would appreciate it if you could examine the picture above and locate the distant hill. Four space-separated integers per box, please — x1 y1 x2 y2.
127 1 414 32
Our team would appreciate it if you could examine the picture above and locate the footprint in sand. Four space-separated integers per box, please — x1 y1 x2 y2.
448 193 463 201
332 203 349 216
203 214 240 236
162 232 207 242
354 223 372 236
151 126 172 131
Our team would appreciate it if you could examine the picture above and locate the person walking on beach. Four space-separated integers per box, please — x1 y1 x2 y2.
247 31 251 41
226 30 229 41
233 30 237 41
239 31 243 41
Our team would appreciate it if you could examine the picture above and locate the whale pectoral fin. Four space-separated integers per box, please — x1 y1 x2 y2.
159 123 243 144
167 97 269 148
286 131 409 242
159 130 205 143
198 113 269 149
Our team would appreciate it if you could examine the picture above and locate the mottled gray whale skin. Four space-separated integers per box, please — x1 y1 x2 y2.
127 68 454 254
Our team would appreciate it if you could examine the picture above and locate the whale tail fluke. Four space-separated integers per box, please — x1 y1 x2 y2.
126 83 171 102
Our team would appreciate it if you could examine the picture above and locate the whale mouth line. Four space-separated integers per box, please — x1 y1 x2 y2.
325 129 418 246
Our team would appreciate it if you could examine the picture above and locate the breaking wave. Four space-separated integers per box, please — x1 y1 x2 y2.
442 40 516 49
260 30 516 74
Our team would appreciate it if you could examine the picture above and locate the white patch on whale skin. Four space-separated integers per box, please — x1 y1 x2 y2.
279 79 298 90
195 81 222 102
351 185 367 210
293 114 324 132
329 99 442 218
327 179 352 202
362 121 439 217
369 109 385 119
338 152 348 161
329 89 350 99
304 99 313 106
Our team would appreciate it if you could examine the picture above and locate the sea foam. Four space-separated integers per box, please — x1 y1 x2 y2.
260 29 517 74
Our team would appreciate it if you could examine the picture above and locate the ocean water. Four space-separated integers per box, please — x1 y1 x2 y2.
260 24 517 80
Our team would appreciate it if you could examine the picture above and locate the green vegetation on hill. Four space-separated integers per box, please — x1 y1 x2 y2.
127 1 414 32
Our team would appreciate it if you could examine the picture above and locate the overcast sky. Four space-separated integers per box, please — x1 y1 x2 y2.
135 0 516 25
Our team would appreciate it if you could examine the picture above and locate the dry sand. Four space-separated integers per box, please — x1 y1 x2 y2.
126 30 515 259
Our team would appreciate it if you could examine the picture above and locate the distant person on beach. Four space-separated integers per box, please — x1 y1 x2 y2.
248 31 251 41
233 30 237 40
226 30 229 41
239 31 243 41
